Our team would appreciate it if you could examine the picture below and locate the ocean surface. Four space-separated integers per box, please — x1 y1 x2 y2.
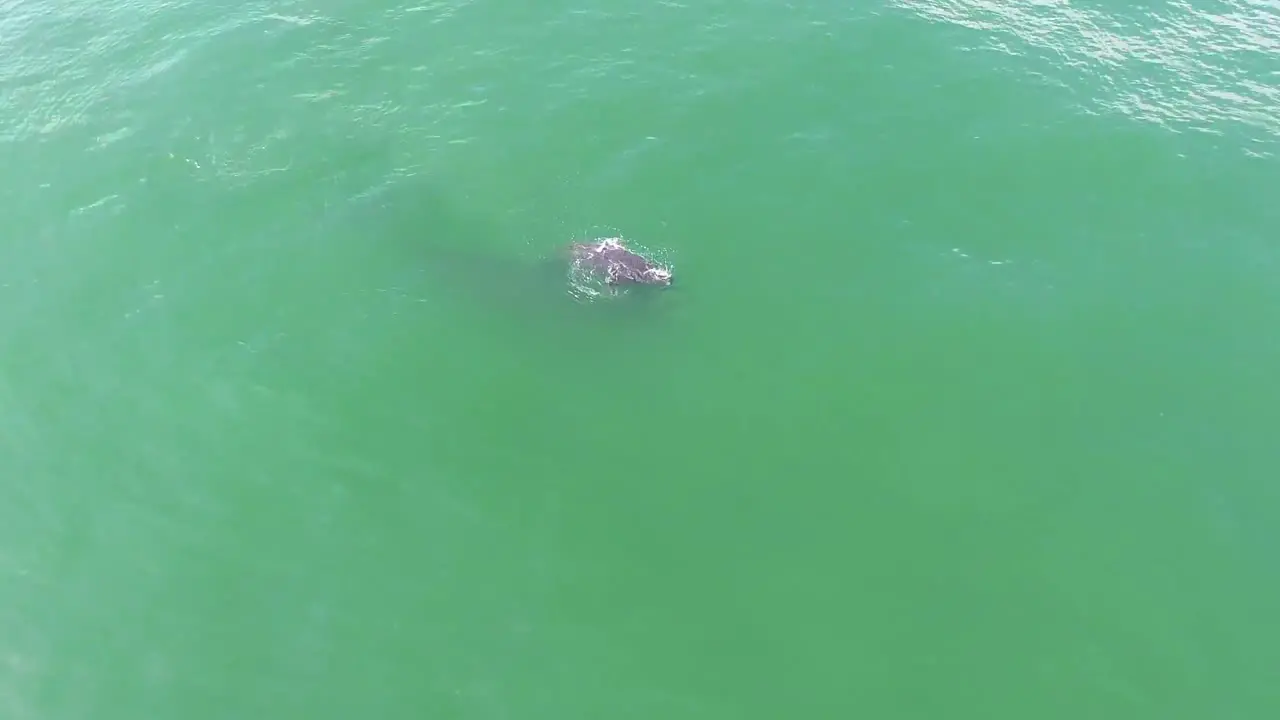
3 0 1279 717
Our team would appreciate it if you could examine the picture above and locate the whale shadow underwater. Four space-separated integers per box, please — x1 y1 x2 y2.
341 178 675 337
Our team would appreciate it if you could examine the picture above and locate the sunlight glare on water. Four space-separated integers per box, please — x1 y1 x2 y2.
892 0 1280 146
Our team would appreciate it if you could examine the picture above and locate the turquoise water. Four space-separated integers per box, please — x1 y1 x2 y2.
3 0 1279 717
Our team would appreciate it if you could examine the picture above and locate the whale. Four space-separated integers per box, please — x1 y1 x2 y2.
564 237 673 289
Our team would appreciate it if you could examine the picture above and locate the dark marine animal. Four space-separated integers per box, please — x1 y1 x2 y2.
566 237 673 287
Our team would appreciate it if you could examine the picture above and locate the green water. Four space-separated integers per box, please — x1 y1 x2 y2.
3 0 1279 716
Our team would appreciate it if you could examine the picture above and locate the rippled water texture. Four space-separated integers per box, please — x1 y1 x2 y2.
893 0 1280 147
3 0 1280 718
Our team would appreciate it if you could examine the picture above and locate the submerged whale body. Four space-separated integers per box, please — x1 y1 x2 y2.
402 232 674 349
415 236 672 311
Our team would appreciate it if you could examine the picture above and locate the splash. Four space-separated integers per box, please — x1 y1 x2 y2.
563 236 674 302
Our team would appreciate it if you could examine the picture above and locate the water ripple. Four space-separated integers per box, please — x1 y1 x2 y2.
893 0 1280 146
0 0 286 143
